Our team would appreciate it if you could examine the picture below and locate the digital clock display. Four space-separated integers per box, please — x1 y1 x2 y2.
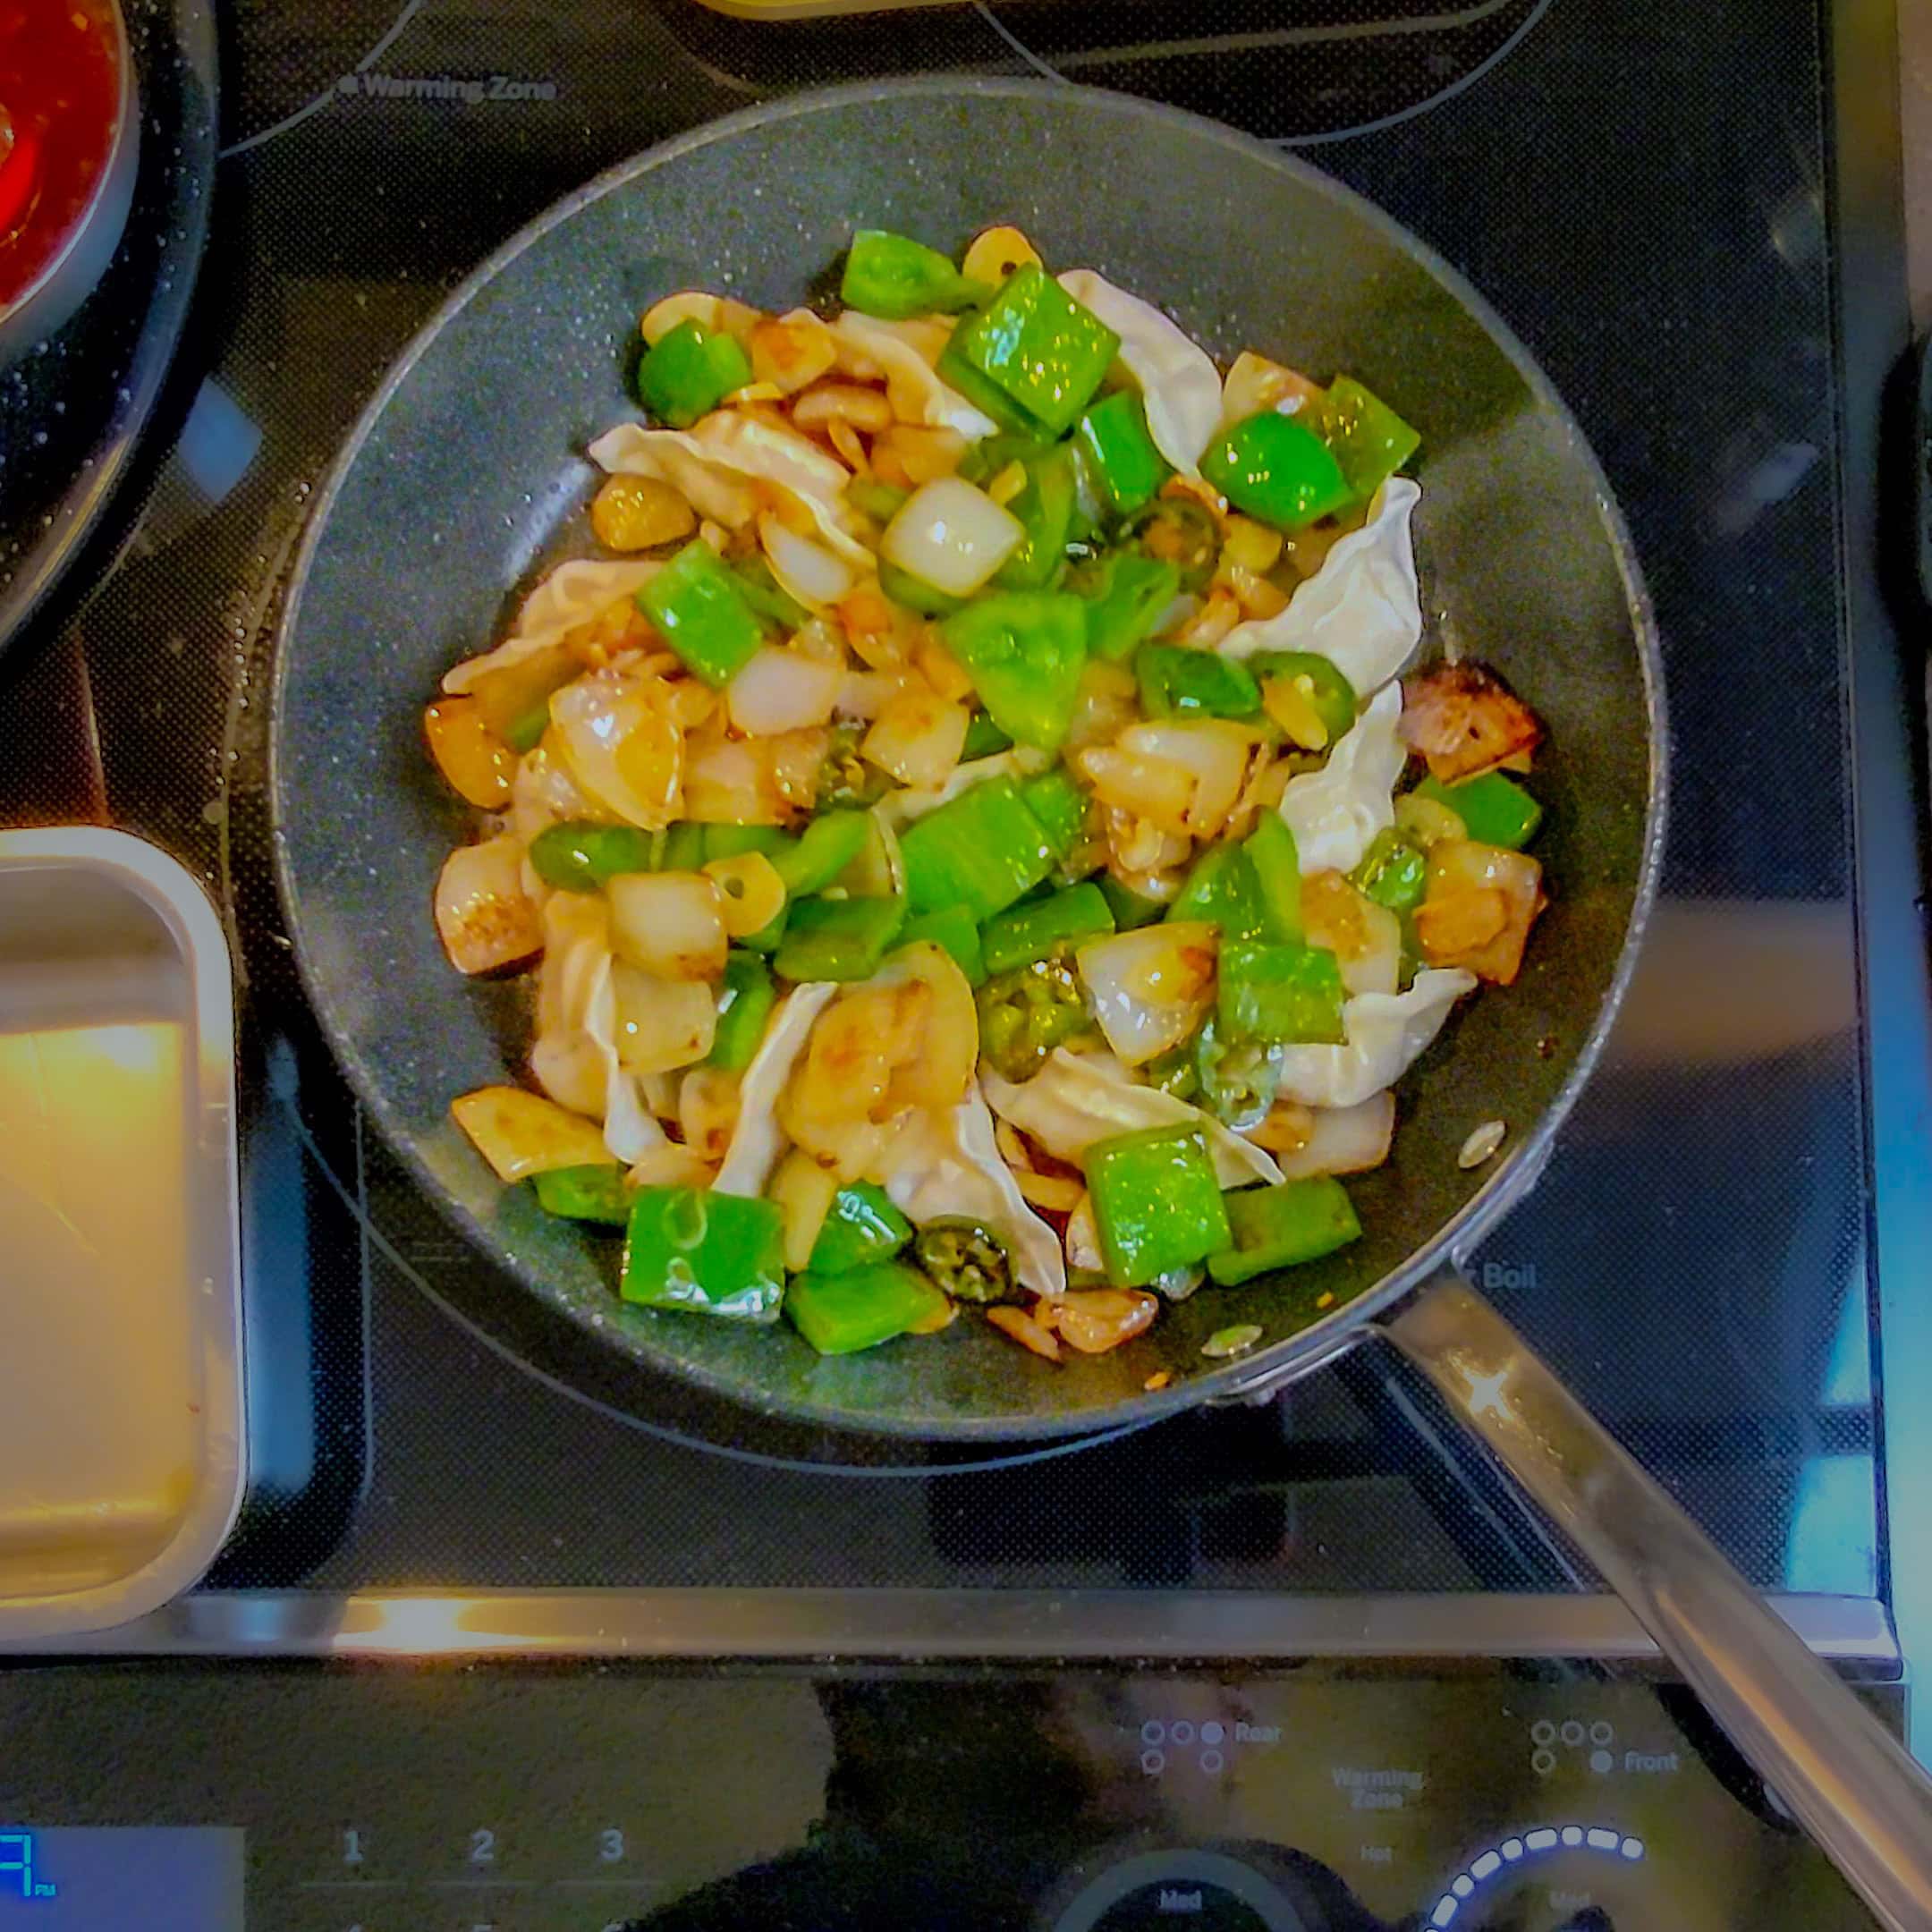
0 1828 242 1928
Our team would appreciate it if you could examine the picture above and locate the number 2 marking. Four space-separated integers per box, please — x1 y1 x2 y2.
470 1827 496 1866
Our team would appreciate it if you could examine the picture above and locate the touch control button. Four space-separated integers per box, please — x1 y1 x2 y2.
1054 1851 1309 1932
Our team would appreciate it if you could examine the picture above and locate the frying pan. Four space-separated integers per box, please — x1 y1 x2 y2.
270 80 1932 1925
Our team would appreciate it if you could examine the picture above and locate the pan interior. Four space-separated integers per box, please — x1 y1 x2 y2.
273 83 1657 1440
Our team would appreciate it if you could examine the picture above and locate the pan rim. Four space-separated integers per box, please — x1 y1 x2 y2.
269 74 1669 1444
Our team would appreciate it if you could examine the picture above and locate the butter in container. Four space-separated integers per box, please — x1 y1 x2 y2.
0 828 243 1640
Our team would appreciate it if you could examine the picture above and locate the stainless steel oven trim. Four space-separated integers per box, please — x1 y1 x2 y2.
0 1590 1899 1670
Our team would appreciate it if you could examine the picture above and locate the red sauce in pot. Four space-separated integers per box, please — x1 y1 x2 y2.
0 0 123 307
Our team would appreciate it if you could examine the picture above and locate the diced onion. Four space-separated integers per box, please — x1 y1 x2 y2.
758 512 857 612
1270 1092 1396 1179
727 646 843 735
750 310 839 394
770 1148 841 1271
640 290 761 346
1075 922 1218 1065
451 1086 616 1182
1118 720 1258 841
606 871 728 981
879 477 1024 598
682 730 784 824
678 1064 741 1165
1076 743 1199 839
1220 350 1325 428
434 837 544 976
862 685 970 788
609 961 718 1073
549 674 682 830
626 1143 716 1190
1301 871 1402 997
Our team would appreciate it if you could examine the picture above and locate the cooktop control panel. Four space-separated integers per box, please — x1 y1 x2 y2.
0 1664 1890 1929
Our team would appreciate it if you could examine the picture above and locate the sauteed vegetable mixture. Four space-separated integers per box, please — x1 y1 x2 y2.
431 225 1547 1364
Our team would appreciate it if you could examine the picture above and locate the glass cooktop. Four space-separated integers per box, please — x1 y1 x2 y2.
1 0 1920 1640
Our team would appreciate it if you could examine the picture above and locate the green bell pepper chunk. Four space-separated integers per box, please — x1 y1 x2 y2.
774 894 908 982
848 476 912 523
740 902 790 956
1243 814 1303 945
621 1186 785 1320
1082 1125 1233 1287
1202 410 1355 531
877 558 965 618
703 824 795 863
901 775 1056 921
1020 768 1089 860
1412 771 1543 850
1078 552 1181 663
528 821 661 892
1250 651 1358 748
661 823 708 873
728 555 807 632
902 904 987 987
772 811 871 897
1135 645 1262 721
937 592 1089 752
637 319 753 429
1217 939 1347 1046
708 950 777 1071
1350 828 1429 911
786 1261 950 1355
842 228 989 320
1323 375 1421 503
961 711 1014 760
938 265 1121 436
531 1164 632 1225
638 539 766 687
808 1182 914 1275
980 882 1114 976
1167 842 1267 942
1098 872 1167 931
1208 1176 1361 1287
504 699 552 754
1075 390 1171 516
996 445 1078 592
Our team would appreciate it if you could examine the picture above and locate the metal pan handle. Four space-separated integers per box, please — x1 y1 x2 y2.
1383 1271 1932 1932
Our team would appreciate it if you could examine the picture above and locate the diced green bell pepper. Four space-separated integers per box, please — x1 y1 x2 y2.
1098 872 1168 930
995 445 1077 592
621 1186 785 1320
786 1260 950 1355
901 775 1056 921
808 1182 913 1275
528 821 661 892
900 904 987 987
774 894 908 982
1412 771 1543 850
1166 842 1267 942
1135 645 1261 721
936 592 1089 752
1208 1176 1362 1287
708 950 777 1071
1217 939 1347 1046
848 476 912 523
1075 390 1171 516
531 1164 632 1225
727 555 807 632
1250 651 1359 749
504 699 552 754
639 539 766 687
1202 410 1355 531
980 882 1114 976
961 712 1014 760
1019 768 1089 860
772 811 871 897
1077 552 1181 663
938 265 1121 436
1322 375 1421 504
659 822 707 872
1350 828 1429 911
878 558 965 618
1082 1125 1233 1287
1243 814 1303 945
842 228 989 320
637 319 753 429
703 824 795 863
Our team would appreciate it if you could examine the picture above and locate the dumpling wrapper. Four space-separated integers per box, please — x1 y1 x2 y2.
711 982 841 1199
1278 682 1406 877
1056 269 1221 473
983 1047 1282 1190
828 313 996 441
528 894 665 1166
442 556 664 694
589 414 874 567
1273 969 1477 1110
1218 479 1422 694
884 1083 1066 1298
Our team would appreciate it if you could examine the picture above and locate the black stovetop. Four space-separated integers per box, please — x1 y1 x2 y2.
3 0 1924 1639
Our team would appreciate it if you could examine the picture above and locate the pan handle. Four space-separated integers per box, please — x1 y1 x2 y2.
1383 1271 1932 1932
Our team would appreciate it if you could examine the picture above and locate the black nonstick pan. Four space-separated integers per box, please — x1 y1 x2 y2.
270 80 1932 1920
